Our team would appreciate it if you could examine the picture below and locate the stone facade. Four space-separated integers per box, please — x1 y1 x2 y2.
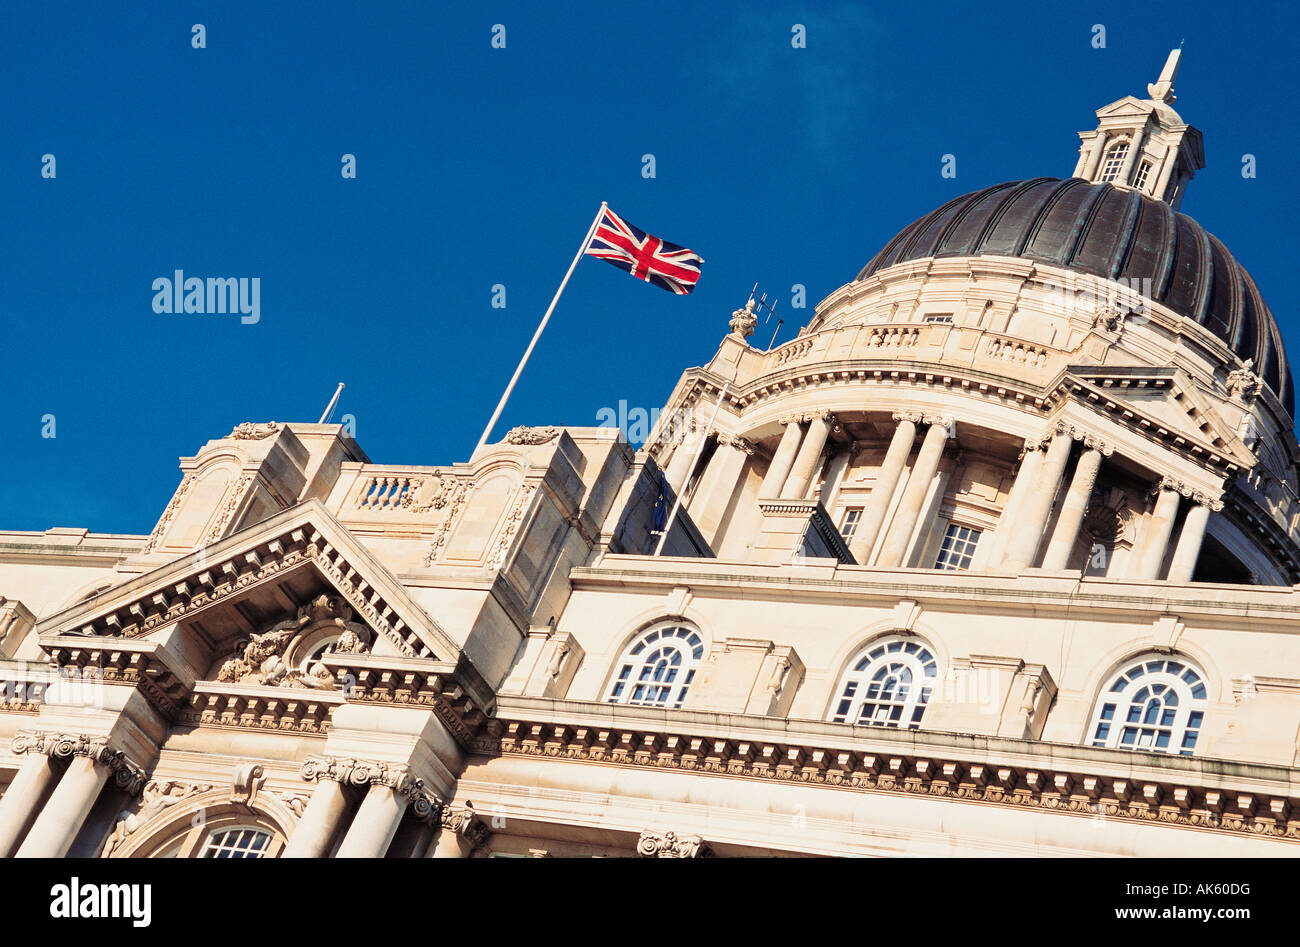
2 52 1299 858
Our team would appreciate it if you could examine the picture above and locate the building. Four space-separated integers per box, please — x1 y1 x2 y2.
2 50 1299 858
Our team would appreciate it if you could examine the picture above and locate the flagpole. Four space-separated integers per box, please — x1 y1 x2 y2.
653 368 737 557
475 202 608 453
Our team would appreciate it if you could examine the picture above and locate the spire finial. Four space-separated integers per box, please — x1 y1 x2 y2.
1148 47 1182 105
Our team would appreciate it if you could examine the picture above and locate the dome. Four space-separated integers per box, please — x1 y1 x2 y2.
857 177 1293 417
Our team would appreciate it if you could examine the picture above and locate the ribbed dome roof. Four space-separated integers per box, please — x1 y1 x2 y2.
857 178 1293 417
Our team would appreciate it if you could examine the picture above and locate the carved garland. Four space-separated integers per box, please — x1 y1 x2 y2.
142 474 196 554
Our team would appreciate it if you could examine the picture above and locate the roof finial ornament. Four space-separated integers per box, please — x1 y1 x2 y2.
1148 46 1182 105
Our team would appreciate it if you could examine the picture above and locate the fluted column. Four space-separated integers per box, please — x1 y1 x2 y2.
1132 479 1183 580
1002 431 1073 572
1167 494 1221 583
282 776 350 858
850 413 919 565
760 417 805 498
781 412 835 499
875 418 952 568
1041 442 1107 570
0 752 60 857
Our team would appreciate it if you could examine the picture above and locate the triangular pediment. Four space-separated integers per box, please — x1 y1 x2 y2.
1095 96 1155 119
1061 366 1254 473
36 499 463 666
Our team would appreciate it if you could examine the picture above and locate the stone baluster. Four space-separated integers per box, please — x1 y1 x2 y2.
1001 430 1073 572
781 412 836 499
850 413 920 565
875 418 953 568
760 417 806 498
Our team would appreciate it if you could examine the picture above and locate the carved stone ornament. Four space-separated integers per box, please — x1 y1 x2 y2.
636 829 712 858
440 805 491 848
12 731 146 795
214 594 372 690
728 299 758 340
1091 306 1128 333
102 779 216 856
504 425 561 446
300 755 445 822
1226 359 1262 403
716 432 756 455
230 421 280 440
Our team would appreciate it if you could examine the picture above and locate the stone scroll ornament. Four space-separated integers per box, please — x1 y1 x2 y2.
503 426 561 445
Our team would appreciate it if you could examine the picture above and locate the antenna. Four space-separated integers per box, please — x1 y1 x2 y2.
742 284 781 350
318 382 345 424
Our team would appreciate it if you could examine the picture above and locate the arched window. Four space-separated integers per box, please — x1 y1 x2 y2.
1099 141 1130 182
606 623 705 709
124 809 286 858
1088 654 1208 755
830 635 939 728
198 827 274 858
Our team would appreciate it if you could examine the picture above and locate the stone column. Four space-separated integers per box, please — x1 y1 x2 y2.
781 412 835 499
875 418 952 568
664 426 700 495
282 776 350 858
692 434 754 546
16 754 110 858
1002 431 1073 572
1167 494 1221 583
984 438 1047 569
1083 134 1106 179
0 752 60 857
1041 442 1107 571
335 783 410 858
1132 479 1183 580
850 413 919 565
760 417 805 498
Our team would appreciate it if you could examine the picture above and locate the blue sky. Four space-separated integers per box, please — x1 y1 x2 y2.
2 1 1297 533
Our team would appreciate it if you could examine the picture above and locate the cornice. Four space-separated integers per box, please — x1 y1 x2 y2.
474 700 1300 844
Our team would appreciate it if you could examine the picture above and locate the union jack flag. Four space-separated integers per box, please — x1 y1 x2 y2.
585 207 704 295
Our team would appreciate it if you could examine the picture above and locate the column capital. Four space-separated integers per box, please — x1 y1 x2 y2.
891 410 924 425
1052 421 1115 456
636 829 712 858
301 754 447 822
1155 476 1220 502
777 413 806 426
922 415 955 436
716 433 756 455
11 730 145 795
440 805 491 848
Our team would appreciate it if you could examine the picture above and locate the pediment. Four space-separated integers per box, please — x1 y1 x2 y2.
37 499 463 669
1095 97 1154 119
1061 366 1254 473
